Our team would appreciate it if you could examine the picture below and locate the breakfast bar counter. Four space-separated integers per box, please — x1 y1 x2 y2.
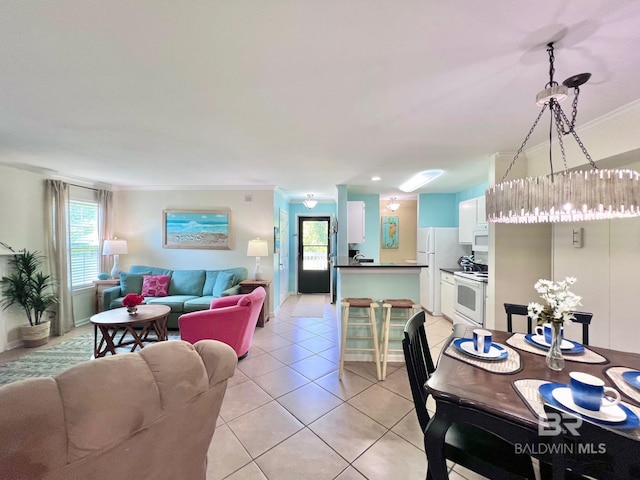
334 258 425 302
334 259 426 363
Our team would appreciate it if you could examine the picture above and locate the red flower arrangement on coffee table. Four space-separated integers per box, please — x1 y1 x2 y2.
122 293 144 315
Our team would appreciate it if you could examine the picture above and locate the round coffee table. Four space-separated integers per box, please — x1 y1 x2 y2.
90 304 171 358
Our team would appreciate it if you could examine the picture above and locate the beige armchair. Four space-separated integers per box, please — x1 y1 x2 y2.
0 339 237 480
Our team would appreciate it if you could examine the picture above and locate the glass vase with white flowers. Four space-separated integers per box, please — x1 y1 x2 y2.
527 277 582 370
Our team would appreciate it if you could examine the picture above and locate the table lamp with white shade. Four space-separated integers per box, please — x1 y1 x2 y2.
247 238 268 281
102 239 128 279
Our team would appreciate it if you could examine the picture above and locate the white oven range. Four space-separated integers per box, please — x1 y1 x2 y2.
453 271 488 328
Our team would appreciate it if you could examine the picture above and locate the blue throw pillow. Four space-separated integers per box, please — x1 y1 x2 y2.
120 272 151 295
203 271 219 296
212 271 236 297
168 270 206 296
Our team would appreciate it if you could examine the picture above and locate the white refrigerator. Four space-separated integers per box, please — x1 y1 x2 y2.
417 227 468 315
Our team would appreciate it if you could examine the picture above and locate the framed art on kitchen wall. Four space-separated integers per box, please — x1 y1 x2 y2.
163 209 232 249
381 216 398 249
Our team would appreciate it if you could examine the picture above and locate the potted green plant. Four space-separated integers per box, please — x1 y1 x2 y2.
1 245 59 347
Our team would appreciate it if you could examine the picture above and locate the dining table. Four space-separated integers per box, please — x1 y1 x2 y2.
424 325 640 479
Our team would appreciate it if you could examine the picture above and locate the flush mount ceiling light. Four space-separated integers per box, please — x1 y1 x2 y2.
371 176 381 181
399 170 444 192
486 43 640 224
387 197 400 212
303 194 318 209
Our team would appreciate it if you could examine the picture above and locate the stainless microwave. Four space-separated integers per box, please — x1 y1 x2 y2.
472 227 489 252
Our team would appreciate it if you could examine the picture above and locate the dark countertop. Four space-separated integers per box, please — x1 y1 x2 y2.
334 257 426 268
440 267 463 273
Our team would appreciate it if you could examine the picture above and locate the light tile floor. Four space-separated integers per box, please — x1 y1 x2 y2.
205 294 479 480
0 294 485 480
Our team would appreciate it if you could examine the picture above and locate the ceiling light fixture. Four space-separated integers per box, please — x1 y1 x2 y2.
399 170 444 192
387 197 400 212
486 43 640 224
371 176 381 181
303 194 318 209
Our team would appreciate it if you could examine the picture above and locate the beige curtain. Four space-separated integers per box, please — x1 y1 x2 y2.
97 189 114 274
45 179 75 336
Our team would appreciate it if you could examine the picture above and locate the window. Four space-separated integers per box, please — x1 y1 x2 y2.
69 200 99 288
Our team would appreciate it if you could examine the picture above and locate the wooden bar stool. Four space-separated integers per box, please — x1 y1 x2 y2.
381 299 421 380
339 298 381 381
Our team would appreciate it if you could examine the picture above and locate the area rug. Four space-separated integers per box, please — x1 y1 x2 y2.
290 294 327 317
0 332 182 385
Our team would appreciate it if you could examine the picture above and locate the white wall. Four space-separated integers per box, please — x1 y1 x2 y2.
113 188 276 308
0 166 48 351
114 188 274 271
553 218 640 352
488 223 552 331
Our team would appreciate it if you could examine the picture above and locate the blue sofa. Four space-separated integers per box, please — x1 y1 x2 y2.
102 265 248 329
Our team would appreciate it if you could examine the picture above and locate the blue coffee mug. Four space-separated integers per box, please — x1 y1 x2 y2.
472 329 492 354
535 322 563 345
569 371 621 411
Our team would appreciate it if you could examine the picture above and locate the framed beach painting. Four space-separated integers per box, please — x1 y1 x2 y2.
163 209 232 250
381 215 399 249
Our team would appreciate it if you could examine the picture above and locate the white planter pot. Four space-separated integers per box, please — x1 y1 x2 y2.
20 321 51 348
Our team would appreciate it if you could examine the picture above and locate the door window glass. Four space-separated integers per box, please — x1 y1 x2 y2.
302 220 328 271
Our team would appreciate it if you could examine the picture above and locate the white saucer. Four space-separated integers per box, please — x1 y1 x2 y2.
458 340 506 359
531 334 574 350
551 387 626 423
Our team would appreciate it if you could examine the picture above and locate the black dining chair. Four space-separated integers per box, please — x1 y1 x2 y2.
505 303 532 333
504 303 593 345
402 310 536 480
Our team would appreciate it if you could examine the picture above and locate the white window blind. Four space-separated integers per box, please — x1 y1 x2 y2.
69 200 99 288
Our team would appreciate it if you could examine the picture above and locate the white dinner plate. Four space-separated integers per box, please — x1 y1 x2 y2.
539 383 640 428
530 334 574 350
453 338 508 361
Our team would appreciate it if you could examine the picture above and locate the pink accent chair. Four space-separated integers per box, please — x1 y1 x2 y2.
179 287 266 359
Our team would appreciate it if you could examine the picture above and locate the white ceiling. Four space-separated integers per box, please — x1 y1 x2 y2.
1 1 640 201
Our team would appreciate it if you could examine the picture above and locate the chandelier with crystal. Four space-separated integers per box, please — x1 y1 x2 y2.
486 43 640 224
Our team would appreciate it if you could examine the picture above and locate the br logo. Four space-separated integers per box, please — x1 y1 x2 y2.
539 412 583 437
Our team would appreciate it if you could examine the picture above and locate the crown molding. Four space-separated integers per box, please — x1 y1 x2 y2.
526 99 640 156
113 184 277 192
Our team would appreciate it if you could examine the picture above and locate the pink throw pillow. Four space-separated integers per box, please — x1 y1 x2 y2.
141 275 170 297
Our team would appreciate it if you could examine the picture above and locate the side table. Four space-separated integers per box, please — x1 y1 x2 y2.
93 279 120 312
239 280 270 327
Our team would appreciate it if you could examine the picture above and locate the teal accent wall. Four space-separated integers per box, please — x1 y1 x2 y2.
347 194 380 261
456 183 489 203
417 194 457 227
274 190 289 305
418 183 489 228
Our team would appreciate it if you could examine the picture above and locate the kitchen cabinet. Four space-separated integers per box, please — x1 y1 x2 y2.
347 201 365 243
476 196 487 225
459 195 486 244
440 271 456 321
